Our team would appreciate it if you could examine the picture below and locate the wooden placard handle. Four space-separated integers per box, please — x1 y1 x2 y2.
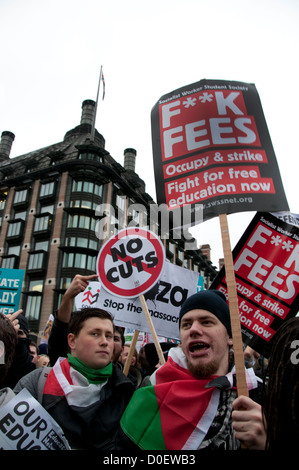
219 214 248 397
139 294 166 367
123 329 140 376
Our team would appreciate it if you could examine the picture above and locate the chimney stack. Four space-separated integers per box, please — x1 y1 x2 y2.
0 131 15 161
200 244 211 261
123 148 137 172
81 100 96 126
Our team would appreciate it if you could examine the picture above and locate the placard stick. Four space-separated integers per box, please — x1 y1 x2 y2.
123 329 140 376
219 214 248 397
139 294 166 367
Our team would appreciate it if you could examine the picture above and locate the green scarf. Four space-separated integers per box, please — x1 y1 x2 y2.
67 354 113 384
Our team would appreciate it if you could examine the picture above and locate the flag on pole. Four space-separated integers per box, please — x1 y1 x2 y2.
101 70 105 100
90 65 104 141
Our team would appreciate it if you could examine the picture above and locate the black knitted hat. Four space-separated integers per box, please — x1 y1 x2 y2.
179 289 232 337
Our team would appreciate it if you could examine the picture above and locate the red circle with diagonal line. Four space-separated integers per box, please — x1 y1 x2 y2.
97 228 165 298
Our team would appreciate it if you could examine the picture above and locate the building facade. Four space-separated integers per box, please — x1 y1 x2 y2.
0 99 217 341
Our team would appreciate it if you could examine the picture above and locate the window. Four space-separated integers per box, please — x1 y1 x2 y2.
40 204 54 214
65 237 98 250
1 257 16 269
70 200 98 210
1 245 21 269
34 215 51 232
7 221 22 238
29 279 43 292
63 252 96 271
40 181 55 198
14 210 27 220
60 277 72 290
177 249 184 262
78 152 103 163
168 242 175 254
28 252 45 270
72 180 103 197
116 195 126 212
13 189 28 204
67 214 96 231
35 240 49 251
7 246 21 256
26 296 42 321
26 280 44 321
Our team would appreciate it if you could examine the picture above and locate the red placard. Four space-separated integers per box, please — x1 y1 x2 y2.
151 79 289 225
211 212 299 357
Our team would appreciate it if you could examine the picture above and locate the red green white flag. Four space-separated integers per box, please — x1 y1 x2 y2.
120 348 221 450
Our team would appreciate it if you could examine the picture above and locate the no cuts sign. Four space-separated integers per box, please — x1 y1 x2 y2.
97 228 165 298
151 79 289 224
211 212 299 357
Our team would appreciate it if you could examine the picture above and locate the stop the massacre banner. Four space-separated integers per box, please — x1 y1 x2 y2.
151 79 289 224
211 212 299 357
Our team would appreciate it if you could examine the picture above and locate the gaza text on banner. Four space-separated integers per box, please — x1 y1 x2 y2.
210 212 299 357
75 262 203 341
151 79 289 225
0 268 24 315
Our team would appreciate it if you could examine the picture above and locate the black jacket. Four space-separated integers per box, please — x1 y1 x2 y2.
14 361 135 449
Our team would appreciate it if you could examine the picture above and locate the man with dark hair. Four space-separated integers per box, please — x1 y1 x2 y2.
113 326 125 363
0 311 20 408
1 310 36 389
14 307 135 449
48 274 125 366
0 312 18 385
117 290 266 450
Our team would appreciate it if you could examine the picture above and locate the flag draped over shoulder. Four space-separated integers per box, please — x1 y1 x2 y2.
120 348 221 450
43 357 107 408
120 347 259 450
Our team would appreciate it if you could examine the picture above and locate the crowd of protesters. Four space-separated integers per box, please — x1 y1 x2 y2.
0 274 298 450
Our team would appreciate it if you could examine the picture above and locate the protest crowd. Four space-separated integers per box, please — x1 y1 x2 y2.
0 273 298 451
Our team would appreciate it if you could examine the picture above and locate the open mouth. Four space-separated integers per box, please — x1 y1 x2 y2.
189 342 210 353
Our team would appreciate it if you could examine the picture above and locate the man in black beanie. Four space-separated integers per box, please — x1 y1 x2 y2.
117 289 266 451
178 289 233 378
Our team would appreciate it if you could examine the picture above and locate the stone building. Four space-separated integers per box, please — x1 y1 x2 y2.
0 99 217 340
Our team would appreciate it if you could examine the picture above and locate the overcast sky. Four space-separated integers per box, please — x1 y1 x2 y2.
0 0 298 266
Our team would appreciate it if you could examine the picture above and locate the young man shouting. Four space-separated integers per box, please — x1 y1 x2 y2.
117 289 266 450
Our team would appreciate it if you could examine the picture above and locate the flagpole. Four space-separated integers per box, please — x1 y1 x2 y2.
90 65 103 142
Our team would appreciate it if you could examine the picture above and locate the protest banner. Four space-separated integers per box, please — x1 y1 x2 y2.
39 314 54 346
75 282 102 309
151 79 290 397
97 227 165 298
211 212 299 358
96 227 166 370
151 78 289 225
87 261 202 340
0 268 24 315
0 389 70 450
271 211 299 227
